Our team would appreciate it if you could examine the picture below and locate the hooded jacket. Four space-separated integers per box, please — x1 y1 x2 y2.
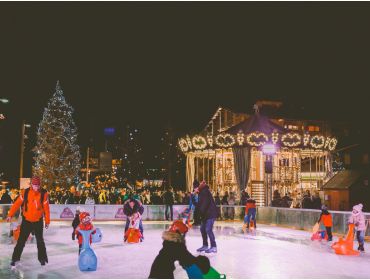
148 231 210 279
349 204 366 231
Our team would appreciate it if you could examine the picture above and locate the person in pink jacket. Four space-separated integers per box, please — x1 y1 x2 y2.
348 203 366 252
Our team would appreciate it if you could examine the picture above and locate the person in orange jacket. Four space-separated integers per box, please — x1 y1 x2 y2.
243 198 257 231
6 176 50 267
317 205 333 241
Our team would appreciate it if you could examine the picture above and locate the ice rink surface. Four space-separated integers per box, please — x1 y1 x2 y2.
1 220 370 279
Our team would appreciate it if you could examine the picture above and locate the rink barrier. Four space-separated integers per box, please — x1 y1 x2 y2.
1 204 369 236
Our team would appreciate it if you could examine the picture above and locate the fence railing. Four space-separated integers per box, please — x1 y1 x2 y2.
1 204 369 236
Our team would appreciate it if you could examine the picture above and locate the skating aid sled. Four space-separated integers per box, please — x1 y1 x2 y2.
78 229 100 271
185 264 226 279
331 223 360 256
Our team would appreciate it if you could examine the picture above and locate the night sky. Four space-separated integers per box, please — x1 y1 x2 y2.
0 2 369 182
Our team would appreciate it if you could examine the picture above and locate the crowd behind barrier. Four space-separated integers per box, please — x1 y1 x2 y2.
1 204 369 237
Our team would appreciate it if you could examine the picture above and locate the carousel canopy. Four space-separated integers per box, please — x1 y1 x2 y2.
226 112 287 135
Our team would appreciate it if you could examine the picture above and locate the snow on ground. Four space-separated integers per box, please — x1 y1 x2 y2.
1 221 370 279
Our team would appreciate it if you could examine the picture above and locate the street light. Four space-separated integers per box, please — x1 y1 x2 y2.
0 98 9 104
262 144 276 206
20 121 31 179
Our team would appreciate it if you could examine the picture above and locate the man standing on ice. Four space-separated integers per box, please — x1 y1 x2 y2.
196 181 219 254
6 176 50 267
123 197 144 241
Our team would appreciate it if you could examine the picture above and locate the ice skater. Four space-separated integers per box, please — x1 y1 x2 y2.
75 212 96 255
124 212 143 243
72 207 81 241
317 205 333 241
149 220 210 278
6 176 50 267
243 198 257 232
349 203 366 252
123 198 144 242
196 181 219 254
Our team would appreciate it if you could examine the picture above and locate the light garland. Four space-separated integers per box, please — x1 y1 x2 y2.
328 138 338 151
310 135 325 149
324 137 331 149
178 138 189 152
215 133 236 148
192 135 207 150
303 133 310 146
281 133 301 147
246 132 268 147
186 135 193 149
237 131 244 145
271 131 279 144
207 134 214 147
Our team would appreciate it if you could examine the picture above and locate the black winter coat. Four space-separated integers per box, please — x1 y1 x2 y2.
148 232 210 279
123 199 144 217
163 191 175 206
198 185 219 220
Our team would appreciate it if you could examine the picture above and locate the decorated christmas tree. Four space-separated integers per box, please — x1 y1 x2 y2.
33 81 81 188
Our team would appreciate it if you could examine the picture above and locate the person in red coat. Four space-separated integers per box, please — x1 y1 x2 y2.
317 205 333 241
243 198 257 231
75 212 96 254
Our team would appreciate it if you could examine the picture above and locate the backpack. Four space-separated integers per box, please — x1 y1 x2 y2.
22 188 47 212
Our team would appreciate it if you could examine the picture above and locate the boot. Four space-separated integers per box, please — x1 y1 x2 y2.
205 247 217 253
196 245 208 252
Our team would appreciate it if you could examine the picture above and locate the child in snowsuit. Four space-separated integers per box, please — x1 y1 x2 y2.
71 208 81 241
243 198 257 230
75 212 96 255
317 205 333 241
349 203 366 252
148 220 210 279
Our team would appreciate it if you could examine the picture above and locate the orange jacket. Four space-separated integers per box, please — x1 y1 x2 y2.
320 213 332 227
8 188 50 224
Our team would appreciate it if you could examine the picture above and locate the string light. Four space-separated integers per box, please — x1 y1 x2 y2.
178 138 189 152
271 131 279 144
246 132 268 147
207 134 214 147
324 137 331 149
215 133 235 148
303 133 310 146
192 135 207 150
310 135 325 149
328 138 338 151
281 133 301 147
186 135 193 149
236 131 244 145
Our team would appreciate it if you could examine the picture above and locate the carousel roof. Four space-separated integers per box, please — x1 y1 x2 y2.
226 112 287 135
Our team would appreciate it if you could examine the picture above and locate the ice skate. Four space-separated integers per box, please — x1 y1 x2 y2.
205 247 217 254
196 245 208 252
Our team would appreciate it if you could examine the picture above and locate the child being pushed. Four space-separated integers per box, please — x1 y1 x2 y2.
149 220 210 279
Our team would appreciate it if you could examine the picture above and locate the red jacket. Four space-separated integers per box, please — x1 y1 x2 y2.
245 199 256 214
319 213 333 227
8 188 50 224
75 223 96 245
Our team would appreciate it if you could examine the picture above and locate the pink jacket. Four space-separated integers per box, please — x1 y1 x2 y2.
349 204 366 231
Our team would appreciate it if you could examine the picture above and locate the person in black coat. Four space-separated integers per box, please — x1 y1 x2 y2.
71 208 81 240
163 188 175 221
196 181 219 254
148 220 210 279
123 198 144 241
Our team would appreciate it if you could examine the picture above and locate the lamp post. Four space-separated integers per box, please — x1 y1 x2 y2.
20 121 31 179
262 144 276 206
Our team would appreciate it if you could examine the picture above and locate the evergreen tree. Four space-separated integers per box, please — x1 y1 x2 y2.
33 81 81 188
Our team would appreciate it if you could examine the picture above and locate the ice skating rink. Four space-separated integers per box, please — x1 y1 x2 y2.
1 221 370 279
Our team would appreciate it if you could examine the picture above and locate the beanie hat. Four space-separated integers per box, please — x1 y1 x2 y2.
31 176 41 186
321 205 328 211
352 204 363 215
193 180 200 190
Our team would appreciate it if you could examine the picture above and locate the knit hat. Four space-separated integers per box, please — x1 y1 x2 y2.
352 204 363 216
193 179 200 190
31 176 41 186
321 205 328 211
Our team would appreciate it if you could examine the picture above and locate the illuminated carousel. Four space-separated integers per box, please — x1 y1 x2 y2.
178 107 338 206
